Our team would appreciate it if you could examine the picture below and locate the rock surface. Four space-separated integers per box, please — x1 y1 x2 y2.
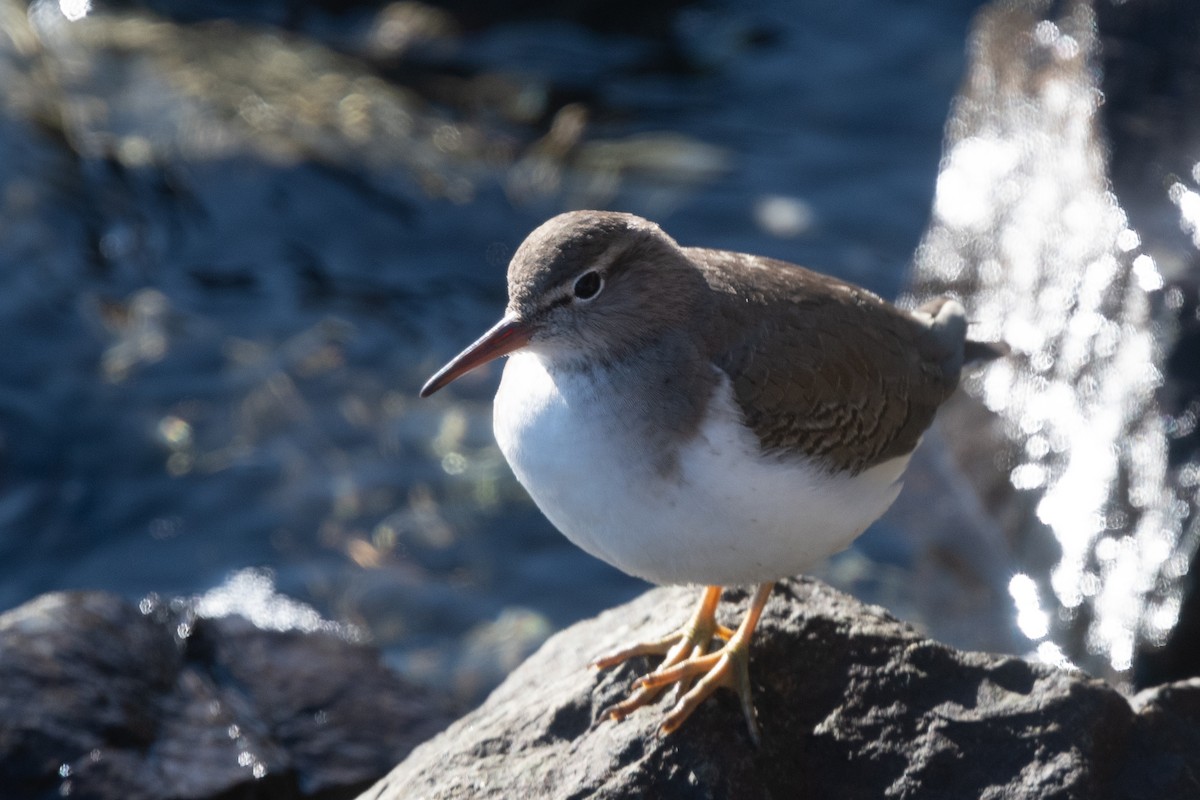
0 591 452 800
362 577 1200 799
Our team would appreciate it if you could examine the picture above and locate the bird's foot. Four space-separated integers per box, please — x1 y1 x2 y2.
632 630 759 746
592 585 726 712
592 583 772 746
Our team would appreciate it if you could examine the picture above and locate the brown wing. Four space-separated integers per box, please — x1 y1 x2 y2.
689 248 962 474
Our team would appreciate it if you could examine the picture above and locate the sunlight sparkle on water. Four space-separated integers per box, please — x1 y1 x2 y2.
934 136 1018 232
1115 228 1140 252
194 568 364 640
59 0 90 20
1131 254 1163 292
1008 573 1050 639
1034 641 1075 670
754 195 814 238
922 17 1195 679
1169 181 1200 248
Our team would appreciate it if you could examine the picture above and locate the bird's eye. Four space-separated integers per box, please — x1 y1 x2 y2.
572 271 603 301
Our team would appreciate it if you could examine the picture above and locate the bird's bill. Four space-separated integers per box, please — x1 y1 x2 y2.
420 314 533 397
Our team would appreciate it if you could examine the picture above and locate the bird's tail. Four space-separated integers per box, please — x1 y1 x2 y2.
963 338 1010 365
912 296 1008 378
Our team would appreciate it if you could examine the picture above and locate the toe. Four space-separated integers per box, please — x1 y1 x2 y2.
591 633 681 669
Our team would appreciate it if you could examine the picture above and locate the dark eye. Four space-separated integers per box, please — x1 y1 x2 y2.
572 271 603 301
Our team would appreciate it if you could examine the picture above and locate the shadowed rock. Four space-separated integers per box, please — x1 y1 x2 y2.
361 577 1200 799
0 591 452 800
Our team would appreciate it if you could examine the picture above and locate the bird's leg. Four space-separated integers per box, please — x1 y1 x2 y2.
596 582 776 745
641 581 774 745
592 585 725 716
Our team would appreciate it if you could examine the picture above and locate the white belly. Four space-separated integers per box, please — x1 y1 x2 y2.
494 351 910 586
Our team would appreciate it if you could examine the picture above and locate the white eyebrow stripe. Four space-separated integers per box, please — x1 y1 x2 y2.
576 238 632 282
536 237 632 312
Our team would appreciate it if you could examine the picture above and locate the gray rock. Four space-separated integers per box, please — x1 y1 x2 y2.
0 591 452 800
362 577 1200 799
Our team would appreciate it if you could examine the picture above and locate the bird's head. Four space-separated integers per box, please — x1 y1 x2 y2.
420 211 702 396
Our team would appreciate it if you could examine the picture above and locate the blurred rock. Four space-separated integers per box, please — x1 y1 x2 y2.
0 591 451 800
360 577 1200 799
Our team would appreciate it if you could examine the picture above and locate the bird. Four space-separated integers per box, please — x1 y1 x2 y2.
420 210 1004 744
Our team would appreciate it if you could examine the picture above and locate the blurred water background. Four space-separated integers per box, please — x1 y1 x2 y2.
1 0 1197 710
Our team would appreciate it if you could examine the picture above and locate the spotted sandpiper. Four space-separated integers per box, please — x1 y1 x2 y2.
420 211 1004 744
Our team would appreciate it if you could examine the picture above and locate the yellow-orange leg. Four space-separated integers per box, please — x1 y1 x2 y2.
594 582 775 745
592 585 728 713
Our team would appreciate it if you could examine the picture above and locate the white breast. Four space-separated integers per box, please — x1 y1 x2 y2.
493 351 910 586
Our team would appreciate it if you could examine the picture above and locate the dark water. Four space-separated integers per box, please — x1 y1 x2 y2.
12 0 1160 707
